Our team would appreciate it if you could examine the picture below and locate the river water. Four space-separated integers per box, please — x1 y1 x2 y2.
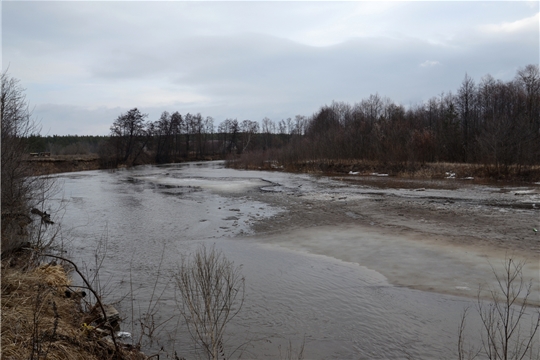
52 161 538 359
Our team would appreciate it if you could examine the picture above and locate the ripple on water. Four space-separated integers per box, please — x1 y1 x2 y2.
59 163 512 359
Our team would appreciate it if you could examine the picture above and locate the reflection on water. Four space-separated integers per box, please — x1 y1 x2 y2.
56 162 531 359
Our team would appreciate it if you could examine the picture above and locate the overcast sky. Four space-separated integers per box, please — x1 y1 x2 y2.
2 1 539 136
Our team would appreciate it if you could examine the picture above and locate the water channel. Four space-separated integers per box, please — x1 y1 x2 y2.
52 161 539 359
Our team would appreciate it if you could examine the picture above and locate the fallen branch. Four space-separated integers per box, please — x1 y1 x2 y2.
38 253 121 357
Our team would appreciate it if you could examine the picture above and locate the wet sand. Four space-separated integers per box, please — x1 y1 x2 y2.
241 175 540 303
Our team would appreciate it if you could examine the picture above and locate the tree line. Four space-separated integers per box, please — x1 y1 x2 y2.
99 64 538 174
98 108 300 167
293 64 539 170
26 135 107 155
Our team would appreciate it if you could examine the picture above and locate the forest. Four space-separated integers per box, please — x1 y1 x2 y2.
29 64 539 179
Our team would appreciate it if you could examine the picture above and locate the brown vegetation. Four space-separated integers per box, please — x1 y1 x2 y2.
227 65 540 182
228 155 540 182
25 155 101 176
174 245 245 360
1 252 146 360
1 71 146 360
95 65 539 180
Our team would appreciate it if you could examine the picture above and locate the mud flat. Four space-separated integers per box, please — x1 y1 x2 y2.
244 174 540 303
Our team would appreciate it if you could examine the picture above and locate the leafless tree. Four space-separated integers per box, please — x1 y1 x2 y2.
457 74 478 162
152 111 174 163
183 113 196 156
239 120 259 153
261 117 275 150
1 71 56 254
170 111 184 159
204 116 215 156
516 64 540 127
109 107 149 165
293 115 307 136
458 258 540 360
218 119 240 154
174 245 245 360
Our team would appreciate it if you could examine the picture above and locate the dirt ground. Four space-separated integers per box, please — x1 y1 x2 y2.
242 174 540 302
250 176 539 254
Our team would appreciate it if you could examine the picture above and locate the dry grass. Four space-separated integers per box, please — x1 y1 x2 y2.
228 152 540 182
1 257 146 360
24 155 101 176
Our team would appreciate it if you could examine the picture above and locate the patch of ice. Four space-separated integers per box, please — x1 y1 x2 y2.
137 175 267 193
116 331 132 339
514 190 535 195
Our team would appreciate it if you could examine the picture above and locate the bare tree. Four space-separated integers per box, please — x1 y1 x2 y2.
109 108 149 165
174 245 245 360
152 111 174 163
218 119 240 154
239 120 259 153
516 64 540 127
1 71 35 213
1 71 56 254
204 116 215 156
456 74 479 162
261 117 275 150
183 113 196 157
458 258 540 360
293 115 307 136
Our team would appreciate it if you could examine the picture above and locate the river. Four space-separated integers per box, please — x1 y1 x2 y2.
52 161 539 359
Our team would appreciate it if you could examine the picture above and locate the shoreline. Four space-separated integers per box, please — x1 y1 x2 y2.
242 172 540 305
27 154 540 185
25 154 101 176
1 250 148 359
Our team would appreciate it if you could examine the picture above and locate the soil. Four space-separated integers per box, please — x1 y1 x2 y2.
251 176 538 255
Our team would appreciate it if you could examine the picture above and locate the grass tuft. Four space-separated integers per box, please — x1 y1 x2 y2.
1 257 146 360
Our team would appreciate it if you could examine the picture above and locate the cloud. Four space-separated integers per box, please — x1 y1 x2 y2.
34 104 123 136
4 1 539 135
420 60 441 68
479 12 539 34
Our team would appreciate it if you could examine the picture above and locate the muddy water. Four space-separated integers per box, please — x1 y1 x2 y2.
54 161 539 359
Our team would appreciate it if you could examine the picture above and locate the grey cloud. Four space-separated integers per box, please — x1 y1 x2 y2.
83 30 538 123
35 104 123 136
4 1 539 135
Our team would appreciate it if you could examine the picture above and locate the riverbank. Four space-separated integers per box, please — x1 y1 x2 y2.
26 154 226 176
242 172 540 304
227 157 540 183
1 249 148 359
54 161 539 358
25 154 101 176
